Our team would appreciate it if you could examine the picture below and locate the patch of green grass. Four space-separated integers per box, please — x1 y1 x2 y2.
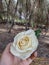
15 19 26 23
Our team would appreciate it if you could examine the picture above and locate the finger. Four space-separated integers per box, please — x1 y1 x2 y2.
3 43 12 53
27 58 32 64
25 52 37 65
34 51 37 57
30 51 37 60
1 43 12 59
21 58 32 65
14 56 22 65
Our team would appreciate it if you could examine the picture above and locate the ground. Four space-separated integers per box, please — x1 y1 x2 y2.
0 24 49 65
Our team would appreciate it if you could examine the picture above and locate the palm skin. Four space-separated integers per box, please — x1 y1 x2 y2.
0 43 37 65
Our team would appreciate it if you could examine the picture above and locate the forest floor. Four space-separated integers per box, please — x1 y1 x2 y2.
0 23 49 65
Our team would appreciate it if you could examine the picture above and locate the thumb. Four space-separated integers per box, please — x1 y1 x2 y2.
3 43 12 53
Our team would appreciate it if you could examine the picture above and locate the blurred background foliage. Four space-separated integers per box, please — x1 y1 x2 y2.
0 0 49 31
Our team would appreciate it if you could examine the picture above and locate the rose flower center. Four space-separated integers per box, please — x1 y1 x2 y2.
17 36 30 50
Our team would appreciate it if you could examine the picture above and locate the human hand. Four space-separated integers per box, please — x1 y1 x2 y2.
0 43 37 65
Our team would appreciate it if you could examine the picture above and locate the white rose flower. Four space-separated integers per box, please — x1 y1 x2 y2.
10 29 38 60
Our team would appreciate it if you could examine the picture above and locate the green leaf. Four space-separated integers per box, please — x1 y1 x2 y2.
35 29 41 38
